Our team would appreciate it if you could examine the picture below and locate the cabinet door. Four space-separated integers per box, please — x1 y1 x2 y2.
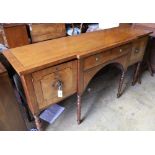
130 36 148 65
32 60 77 110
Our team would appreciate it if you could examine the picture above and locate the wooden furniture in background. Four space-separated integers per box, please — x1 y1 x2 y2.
132 23 155 74
2 26 151 130
0 24 30 48
133 24 155 37
119 23 132 27
29 23 66 43
0 62 27 130
0 30 5 45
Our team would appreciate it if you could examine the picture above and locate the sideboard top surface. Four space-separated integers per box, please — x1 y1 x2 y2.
3 26 152 75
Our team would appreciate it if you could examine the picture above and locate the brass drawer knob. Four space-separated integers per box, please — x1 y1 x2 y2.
119 49 123 52
135 49 139 53
96 57 99 61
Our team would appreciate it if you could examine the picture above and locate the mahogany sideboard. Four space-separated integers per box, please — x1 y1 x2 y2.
0 62 27 130
2 26 152 130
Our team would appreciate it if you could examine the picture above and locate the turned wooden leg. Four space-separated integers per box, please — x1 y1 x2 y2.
34 115 42 131
132 62 141 86
147 59 154 77
137 64 142 84
77 94 81 124
25 106 33 122
117 70 126 98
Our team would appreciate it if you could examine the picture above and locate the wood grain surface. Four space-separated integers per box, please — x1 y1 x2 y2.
2 26 152 75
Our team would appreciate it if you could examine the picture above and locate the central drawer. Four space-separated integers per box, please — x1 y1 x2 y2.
32 60 77 110
83 43 131 70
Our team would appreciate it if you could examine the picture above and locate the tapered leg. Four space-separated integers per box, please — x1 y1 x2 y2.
137 71 141 84
77 94 81 124
117 70 126 98
147 60 154 77
21 97 33 122
34 115 42 131
132 62 141 86
137 64 141 84
25 106 33 122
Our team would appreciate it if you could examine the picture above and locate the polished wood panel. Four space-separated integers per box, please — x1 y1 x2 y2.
1 24 29 48
0 62 27 130
29 23 66 43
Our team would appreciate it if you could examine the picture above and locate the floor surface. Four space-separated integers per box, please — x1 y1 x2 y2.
44 66 155 131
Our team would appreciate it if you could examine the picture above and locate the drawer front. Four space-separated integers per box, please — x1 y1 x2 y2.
84 44 131 70
83 51 110 71
110 43 131 59
130 36 148 65
32 60 77 109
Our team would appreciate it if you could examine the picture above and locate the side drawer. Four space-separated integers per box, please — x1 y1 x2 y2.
32 60 77 110
129 36 148 65
83 43 131 70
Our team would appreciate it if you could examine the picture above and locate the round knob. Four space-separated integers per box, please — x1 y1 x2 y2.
119 49 122 52
96 57 99 61
135 49 139 53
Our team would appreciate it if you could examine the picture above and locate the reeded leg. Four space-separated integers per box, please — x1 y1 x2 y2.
25 106 33 122
77 94 81 124
147 60 154 77
117 70 126 98
137 65 141 84
132 62 141 86
137 73 141 84
34 115 42 131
